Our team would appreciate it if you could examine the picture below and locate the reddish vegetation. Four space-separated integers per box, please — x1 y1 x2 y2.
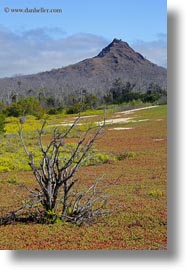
0 106 167 250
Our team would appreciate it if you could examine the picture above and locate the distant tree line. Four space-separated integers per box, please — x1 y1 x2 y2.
103 79 167 105
0 91 100 118
0 79 167 133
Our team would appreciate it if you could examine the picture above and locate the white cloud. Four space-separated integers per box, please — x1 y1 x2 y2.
0 26 167 78
131 34 167 67
0 26 108 78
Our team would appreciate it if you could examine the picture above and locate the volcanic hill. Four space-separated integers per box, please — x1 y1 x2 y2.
0 38 167 103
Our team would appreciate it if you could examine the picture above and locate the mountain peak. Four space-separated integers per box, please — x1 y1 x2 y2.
111 38 122 43
0 38 167 102
97 38 132 58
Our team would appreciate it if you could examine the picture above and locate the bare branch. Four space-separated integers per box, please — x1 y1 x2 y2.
1 113 113 226
18 122 31 157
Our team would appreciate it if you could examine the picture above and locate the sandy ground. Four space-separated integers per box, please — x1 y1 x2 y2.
108 127 134 130
114 105 159 115
96 105 158 126
49 105 159 128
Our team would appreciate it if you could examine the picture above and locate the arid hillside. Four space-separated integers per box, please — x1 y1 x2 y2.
0 38 167 103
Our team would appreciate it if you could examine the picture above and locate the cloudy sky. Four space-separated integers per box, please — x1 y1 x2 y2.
0 0 167 78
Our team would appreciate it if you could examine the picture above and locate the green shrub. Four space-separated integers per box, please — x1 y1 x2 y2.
7 177 17 185
5 97 45 119
0 113 5 133
66 102 82 114
147 190 163 197
47 106 64 115
84 152 114 166
117 151 136 160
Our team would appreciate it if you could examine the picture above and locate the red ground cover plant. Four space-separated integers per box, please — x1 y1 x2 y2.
0 106 167 250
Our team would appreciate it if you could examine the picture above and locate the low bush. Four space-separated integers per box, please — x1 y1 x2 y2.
147 190 163 197
116 151 136 161
7 177 18 185
4 97 45 119
0 113 5 133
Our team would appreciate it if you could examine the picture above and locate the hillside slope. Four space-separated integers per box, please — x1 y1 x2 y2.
0 38 167 103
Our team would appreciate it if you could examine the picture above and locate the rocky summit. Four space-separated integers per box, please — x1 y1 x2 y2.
0 38 167 103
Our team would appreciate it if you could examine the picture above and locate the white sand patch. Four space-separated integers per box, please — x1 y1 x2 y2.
155 119 163 121
97 117 132 125
97 117 149 126
153 138 164 142
108 127 134 131
50 117 134 127
49 117 149 128
113 114 126 118
131 119 149 123
49 122 82 127
48 106 155 128
49 116 97 127
60 122 82 127
115 105 159 115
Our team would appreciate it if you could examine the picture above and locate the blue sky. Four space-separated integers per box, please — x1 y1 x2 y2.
0 0 167 77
